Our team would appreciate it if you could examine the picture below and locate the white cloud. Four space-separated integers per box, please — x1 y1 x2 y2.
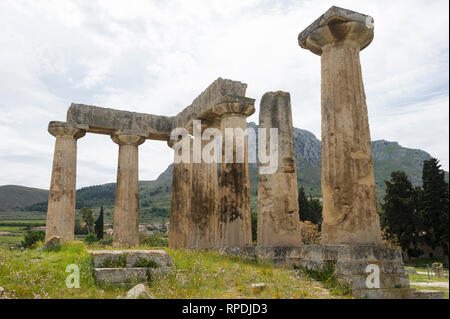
0 0 448 189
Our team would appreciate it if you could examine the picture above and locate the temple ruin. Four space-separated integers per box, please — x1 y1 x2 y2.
45 6 416 298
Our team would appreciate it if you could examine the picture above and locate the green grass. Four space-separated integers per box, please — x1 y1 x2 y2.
0 243 346 299
408 273 449 283
299 262 352 297
410 285 449 299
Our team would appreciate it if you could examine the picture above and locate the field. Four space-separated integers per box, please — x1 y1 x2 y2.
0 211 47 248
0 242 350 299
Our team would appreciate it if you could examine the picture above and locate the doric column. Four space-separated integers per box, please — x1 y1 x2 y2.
168 138 193 249
111 133 146 247
45 121 85 242
298 7 382 244
257 92 302 247
189 122 219 249
213 97 255 247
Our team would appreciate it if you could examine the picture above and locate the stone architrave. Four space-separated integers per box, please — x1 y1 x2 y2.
257 91 302 247
298 6 382 244
45 121 85 242
168 138 193 249
111 133 146 247
215 99 255 247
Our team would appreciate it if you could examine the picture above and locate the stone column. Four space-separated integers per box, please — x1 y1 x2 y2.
257 91 302 247
45 121 85 242
298 7 382 244
214 98 254 247
168 138 193 249
189 124 219 249
111 133 146 247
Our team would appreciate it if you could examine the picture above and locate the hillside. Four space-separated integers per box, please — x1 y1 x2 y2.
0 185 48 211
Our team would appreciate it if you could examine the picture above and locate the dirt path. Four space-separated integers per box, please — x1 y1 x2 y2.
410 282 449 288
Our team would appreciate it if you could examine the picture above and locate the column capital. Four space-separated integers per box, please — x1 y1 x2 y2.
111 133 146 146
48 121 86 139
212 96 255 119
298 6 374 56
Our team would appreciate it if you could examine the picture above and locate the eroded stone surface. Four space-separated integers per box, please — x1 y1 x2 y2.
189 135 219 249
168 140 193 249
217 113 252 247
257 91 301 247
45 122 85 242
111 135 146 247
299 6 382 245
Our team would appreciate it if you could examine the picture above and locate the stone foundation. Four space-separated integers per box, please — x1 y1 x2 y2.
220 244 422 299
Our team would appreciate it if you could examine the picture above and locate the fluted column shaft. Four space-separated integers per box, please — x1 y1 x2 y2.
320 40 382 244
217 113 252 247
168 139 193 249
112 134 145 247
45 122 85 242
190 134 219 249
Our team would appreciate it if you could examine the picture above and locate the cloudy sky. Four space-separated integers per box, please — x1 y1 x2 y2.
0 0 448 189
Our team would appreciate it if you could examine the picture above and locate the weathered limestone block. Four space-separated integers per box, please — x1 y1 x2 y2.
126 284 155 299
257 91 302 247
173 78 249 129
89 250 125 268
216 107 253 247
67 104 174 140
298 6 382 245
168 139 193 249
45 121 85 242
94 268 153 284
125 250 173 268
111 134 146 247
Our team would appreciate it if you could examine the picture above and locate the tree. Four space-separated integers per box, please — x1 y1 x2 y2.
78 207 95 234
298 187 322 227
298 187 309 220
94 206 104 240
381 171 423 257
421 158 449 257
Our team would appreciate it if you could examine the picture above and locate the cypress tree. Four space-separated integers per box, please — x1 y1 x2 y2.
95 206 104 240
421 158 449 256
381 171 423 256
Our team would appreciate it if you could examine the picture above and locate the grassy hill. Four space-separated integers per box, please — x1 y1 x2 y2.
0 185 48 211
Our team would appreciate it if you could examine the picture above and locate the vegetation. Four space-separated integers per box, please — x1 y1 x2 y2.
84 233 98 244
299 262 352 296
78 207 95 234
139 233 168 247
94 206 104 240
421 158 449 258
0 185 48 211
99 254 126 268
298 187 322 227
299 221 321 244
21 231 45 248
381 158 449 259
381 171 423 256
0 243 348 299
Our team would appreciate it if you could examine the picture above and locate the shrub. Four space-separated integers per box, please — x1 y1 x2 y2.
21 231 45 248
84 233 98 244
299 221 321 244
99 235 113 246
139 233 168 247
